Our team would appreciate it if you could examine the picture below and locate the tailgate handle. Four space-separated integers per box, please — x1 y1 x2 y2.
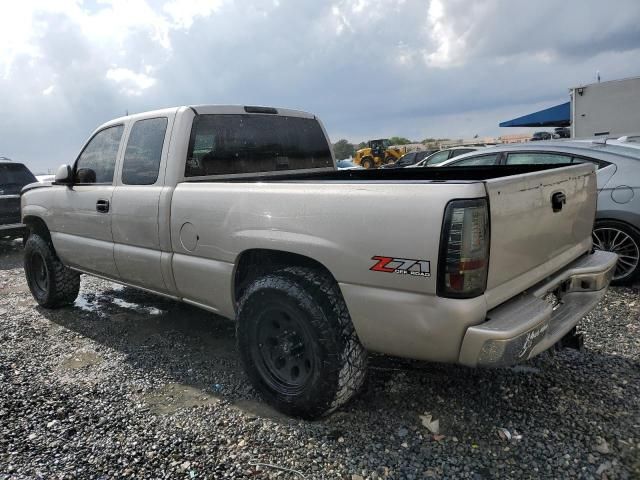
96 199 110 213
551 191 566 212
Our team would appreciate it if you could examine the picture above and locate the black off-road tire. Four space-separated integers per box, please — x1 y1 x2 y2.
236 267 368 419
24 234 80 308
361 157 374 169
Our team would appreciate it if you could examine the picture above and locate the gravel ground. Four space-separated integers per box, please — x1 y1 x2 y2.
1 238 639 479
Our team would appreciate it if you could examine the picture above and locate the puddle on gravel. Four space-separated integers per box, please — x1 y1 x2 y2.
142 383 221 415
74 286 166 317
61 350 102 370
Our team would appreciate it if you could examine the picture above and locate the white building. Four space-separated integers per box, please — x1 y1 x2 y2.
570 76 640 138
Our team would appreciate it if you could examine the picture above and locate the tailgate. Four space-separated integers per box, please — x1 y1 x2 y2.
484 163 596 308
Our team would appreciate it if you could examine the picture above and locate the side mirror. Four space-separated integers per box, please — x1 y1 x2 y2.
54 164 73 186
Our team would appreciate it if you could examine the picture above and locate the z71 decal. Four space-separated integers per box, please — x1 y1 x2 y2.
370 256 431 278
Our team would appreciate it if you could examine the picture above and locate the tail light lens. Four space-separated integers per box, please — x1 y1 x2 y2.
438 198 490 298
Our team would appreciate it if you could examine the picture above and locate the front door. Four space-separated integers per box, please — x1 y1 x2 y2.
51 124 125 278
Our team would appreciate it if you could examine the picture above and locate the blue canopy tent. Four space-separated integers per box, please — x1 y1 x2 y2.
500 102 570 127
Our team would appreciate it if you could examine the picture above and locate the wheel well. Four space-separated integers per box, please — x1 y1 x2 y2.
233 249 337 305
23 216 52 246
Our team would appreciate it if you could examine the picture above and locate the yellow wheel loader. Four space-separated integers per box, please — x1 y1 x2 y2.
353 139 403 169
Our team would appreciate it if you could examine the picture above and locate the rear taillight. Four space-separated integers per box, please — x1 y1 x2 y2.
438 198 490 298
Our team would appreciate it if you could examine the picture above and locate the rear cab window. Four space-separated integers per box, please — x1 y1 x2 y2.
0 163 37 194
185 114 333 177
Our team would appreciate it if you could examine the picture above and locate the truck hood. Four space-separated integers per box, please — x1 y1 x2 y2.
21 181 52 195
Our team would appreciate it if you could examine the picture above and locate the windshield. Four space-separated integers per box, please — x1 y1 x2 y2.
0 163 37 194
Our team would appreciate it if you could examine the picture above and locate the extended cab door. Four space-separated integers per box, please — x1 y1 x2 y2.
111 116 174 293
52 125 124 277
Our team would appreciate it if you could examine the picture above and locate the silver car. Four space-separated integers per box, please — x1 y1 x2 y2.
439 141 640 284
409 146 483 167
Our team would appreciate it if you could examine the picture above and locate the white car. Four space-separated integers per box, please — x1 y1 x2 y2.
35 174 55 183
409 146 484 168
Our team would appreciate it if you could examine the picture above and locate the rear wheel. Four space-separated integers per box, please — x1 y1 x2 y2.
24 234 80 308
236 267 367 418
592 220 640 284
361 157 374 169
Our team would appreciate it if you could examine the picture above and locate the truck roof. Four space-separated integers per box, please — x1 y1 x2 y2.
103 105 315 128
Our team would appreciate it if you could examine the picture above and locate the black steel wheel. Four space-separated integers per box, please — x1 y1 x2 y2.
28 251 49 296
237 267 367 418
254 301 318 395
24 234 80 308
592 220 640 284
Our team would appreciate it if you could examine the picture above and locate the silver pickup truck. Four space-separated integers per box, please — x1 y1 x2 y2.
21 105 617 418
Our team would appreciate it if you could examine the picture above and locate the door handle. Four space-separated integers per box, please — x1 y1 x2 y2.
551 191 566 212
96 199 110 213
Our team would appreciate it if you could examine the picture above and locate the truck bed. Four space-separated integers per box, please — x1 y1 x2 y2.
187 164 574 183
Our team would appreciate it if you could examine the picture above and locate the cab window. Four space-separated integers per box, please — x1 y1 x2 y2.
74 125 124 184
449 154 500 166
571 156 608 170
122 117 168 185
505 152 572 165
397 152 416 166
453 148 475 156
425 150 451 165
415 151 431 162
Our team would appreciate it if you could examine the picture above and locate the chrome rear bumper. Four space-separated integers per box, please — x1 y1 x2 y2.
458 250 618 367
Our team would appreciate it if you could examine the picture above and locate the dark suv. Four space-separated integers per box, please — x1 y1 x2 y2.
1 158 37 238
380 149 437 169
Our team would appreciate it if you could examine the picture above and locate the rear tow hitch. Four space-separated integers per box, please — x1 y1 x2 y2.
555 327 585 352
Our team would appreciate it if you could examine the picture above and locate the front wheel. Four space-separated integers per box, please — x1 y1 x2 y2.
361 157 374 169
236 267 367 418
592 220 640 285
24 234 80 308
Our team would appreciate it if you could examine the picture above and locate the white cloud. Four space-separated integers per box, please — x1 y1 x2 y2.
423 0 467 68
106 67 157 95
163 0 225 29
1 0 640 173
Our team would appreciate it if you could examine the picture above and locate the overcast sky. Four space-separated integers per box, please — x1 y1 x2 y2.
2 0 640 172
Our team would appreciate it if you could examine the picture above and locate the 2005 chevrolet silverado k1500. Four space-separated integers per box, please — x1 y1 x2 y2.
20 105 617 418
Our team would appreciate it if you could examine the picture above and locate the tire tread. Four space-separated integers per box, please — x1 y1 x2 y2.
25 234 80 308
237 267 367 418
